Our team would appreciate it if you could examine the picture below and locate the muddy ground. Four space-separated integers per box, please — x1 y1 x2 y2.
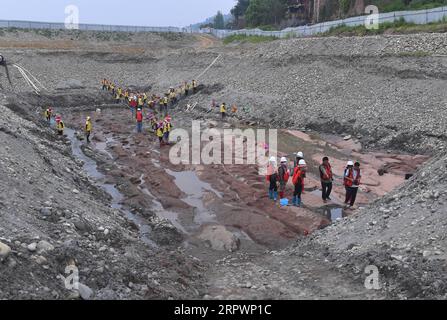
53 87 426 299
1 29 446 299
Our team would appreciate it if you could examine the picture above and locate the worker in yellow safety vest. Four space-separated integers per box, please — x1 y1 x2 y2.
57 119 65 135
192 80 198 93
156 121 164 147
220 102 226 120
85 116 92 143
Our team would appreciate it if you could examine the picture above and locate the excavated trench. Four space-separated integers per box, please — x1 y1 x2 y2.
49 90 430 266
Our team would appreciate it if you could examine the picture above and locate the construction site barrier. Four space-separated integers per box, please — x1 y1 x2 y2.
0 6 446 38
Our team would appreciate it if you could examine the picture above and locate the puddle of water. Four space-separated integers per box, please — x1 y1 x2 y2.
95 137 115 160
138 175 189 234
65 128 157 248
165 169 221 225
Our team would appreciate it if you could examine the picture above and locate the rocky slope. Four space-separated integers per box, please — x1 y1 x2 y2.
0 88 205 300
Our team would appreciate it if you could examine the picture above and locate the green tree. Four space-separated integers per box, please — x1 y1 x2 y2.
245 0 286 27
214 11 225 29
231 0 251 19
231 0 251 28
339 0 351 16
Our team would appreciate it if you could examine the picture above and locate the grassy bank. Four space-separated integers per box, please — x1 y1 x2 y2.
223 34 278 44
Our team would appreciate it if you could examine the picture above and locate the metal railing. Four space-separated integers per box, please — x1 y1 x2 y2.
0 5 446 38
209 6 447 39
0 19 184 33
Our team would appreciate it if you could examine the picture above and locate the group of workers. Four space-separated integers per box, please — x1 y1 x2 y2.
266 152 362 209
101 78 199 117
44 107 93 143
101 79 190 146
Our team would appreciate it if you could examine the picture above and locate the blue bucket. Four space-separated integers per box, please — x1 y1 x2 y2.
280 198 289 207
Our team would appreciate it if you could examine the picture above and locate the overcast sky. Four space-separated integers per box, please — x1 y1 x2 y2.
0 0 235 27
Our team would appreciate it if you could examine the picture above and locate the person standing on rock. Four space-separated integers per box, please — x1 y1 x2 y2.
56 118 65 136
163 94 169 116
320 156 334 203
192 80 198 94
278 157 290 200
266 156 278 201
130 97 137 118
136 108 143 133
138 95 144 110
344 161 361 208
291 151 304 178
156 121 165 147
184 81 190 96
220 102 227 120
44 107 53 123
292 160 307 207
163 116 172 143
85 116 92 143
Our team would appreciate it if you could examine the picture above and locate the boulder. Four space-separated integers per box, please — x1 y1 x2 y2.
37 240 55 252
0 242 12 261
198 225 240 252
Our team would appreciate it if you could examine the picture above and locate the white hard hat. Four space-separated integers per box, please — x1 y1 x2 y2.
298 159 306 166
280 157 287 163
296 152 304 158
347 161 354 166
269 156 277 163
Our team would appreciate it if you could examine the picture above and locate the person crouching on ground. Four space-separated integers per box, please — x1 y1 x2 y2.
278 157 290 200
292 159 307 207
319 156 334 203
344 161 361 208
266 156 278 201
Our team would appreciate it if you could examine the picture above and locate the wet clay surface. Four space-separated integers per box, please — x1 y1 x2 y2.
62 101 428 299
63 105 428 253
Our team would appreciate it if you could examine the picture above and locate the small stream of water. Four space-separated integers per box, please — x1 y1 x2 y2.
65 128 157 248
165 169 222 225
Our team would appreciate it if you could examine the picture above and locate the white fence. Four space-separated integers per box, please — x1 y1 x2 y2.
0 20 183 33
0 5 446 38
210 5 447 39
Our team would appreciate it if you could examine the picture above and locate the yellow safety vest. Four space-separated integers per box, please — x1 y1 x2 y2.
57 121 64 131
220 104 226 113
156 127 164 137
86 121 92 132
